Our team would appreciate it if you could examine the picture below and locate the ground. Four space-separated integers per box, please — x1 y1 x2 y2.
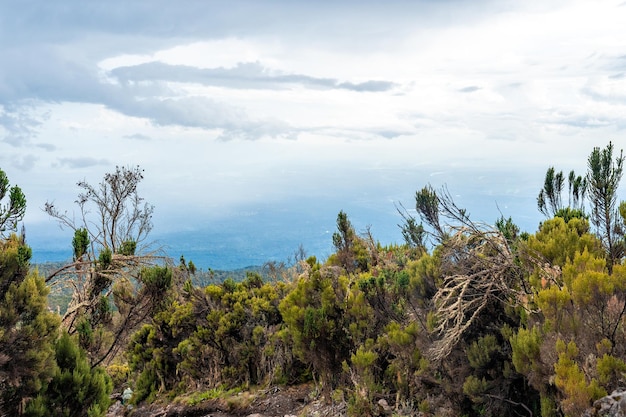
106 383 349 417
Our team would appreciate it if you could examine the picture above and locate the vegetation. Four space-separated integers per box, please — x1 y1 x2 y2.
43 165 169 368
5 143 626 416
0 170 110 416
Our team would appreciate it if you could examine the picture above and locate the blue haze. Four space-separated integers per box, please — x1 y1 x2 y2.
29 186 542 271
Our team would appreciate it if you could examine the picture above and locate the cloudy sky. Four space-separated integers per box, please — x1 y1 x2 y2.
2 0 626 267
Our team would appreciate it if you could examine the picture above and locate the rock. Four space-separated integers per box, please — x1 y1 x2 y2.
105 401 124 417
377 399 392 415
585 389 626 417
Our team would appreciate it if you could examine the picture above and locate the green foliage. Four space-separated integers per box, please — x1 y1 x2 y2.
537 167 565 218
279 262 353 393
463 375 489 401
72 228 90 260
26 332 112 417
553 339 606 416
537 168 586 219
587 141 625 272
106 362 130 389
554 207 586 223
77 318 95 350
98 247 112 269
405 252 438 300
118 239 137 256
525 217 601 273
596 354 626 386
397 202 427 251
516 209 626 416
128 272 291 403
415 185 441 235
0 168 26 235
45 165 162 368
0 235 60 415
466 334 499 370
345 343 379 412
540 394 558 417
495 215 520 242
141 265 173 296
331 211 371 273
94 144 626 415
510 326 542 377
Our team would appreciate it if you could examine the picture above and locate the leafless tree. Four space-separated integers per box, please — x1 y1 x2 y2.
44 165 168 366
410 186 531 362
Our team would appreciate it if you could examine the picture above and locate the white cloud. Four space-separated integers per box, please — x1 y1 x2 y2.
2 0 626 263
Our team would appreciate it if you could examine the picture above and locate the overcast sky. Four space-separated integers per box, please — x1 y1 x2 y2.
2 0 626 262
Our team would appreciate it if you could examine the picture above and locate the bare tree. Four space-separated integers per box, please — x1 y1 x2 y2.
44 165 167 366
410 186 529 361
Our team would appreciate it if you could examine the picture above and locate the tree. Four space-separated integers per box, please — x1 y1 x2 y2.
331 211 370 273
537 167 565 218
280 257 354 395
0 168 26 235
537 167 587 219
0 234 60 415
405 185 538 416
586 141 625 273
45 165 153 255
395 202 427 252
511 217 626 416
44 165 163 366
25 332 112 417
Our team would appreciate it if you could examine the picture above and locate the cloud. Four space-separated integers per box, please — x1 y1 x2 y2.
337 80 397 92
57 157 110 169
0 46 108 104
458 86 481 93
375 130 410 139
12 154 38 171
36 143 57 151
0 104 49 146
124 133 151 141
111 95 295 140
109 61 398 92
0 51 299 141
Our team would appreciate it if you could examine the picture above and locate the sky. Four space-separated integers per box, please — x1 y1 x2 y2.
2 0 626 268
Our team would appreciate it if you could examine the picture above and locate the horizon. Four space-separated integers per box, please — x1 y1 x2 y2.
3 1 626 269
29 178 544 271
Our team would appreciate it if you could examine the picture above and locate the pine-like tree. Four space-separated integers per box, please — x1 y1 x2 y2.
25 332 112 417
0 235 60 415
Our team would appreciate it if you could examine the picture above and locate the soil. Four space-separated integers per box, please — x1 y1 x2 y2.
107 383 347 417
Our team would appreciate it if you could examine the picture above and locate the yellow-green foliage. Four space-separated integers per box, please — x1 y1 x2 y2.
347 342 379 403
351 343 378 370
540 394 558 417
553 340 606 416
0 235 60 415
536 286 572 331
562 248 618 307
128 271 289 403
525 217 603 291
405 251 439 298
279 260 353 391
463 375 489 401
510 326 542 377
106 362 131 389
526 217 600 269
596 354 626 386
467 334 500 370
383 321 426 370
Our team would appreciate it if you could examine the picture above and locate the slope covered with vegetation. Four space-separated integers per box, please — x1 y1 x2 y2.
2 143 626 417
